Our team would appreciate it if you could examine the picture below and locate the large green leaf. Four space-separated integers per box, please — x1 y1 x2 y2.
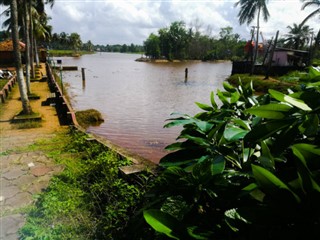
210 91 218 109
258 141 275 170
223 125 249 142
194 121 213 133
195 102 213 112
292 144 320 193
164 117 194 128
230 91 241 104
143 209 181 239
179 134 210 147
223 81 237 93
160 148 207 167
292 143 320 165
245 103 292 119
211 155 225 175
268 89 312 111
244 119 294 144
251 164 301 203
231 119 251 131
217 89 229 105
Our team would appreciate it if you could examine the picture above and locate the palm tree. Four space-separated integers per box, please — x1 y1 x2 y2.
284 23 313 49
10 0 32 114
24 0 31 95
69 32 82 53
301 0 320 26
235 0 270 74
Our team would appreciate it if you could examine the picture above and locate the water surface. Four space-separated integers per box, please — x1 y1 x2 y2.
57 53 232 163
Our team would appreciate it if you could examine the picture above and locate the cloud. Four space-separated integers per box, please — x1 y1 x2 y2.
45 0 319 45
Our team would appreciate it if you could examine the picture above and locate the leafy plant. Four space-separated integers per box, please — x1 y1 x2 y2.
141 78 320 239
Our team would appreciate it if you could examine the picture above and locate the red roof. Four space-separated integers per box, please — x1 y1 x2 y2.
0 39 25 51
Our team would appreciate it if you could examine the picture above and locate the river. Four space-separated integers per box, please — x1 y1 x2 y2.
55 53 232 163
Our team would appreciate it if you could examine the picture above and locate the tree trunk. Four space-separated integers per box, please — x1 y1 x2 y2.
29 1 35 79
34 37 40 67
24 0 31 94
11 0 32 115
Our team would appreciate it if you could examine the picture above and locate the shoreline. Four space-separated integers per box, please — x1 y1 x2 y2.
135 57 230 63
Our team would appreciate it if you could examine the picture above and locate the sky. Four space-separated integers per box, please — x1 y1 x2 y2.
1 0 319 45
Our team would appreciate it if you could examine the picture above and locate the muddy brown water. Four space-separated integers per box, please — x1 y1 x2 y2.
54 53 232 163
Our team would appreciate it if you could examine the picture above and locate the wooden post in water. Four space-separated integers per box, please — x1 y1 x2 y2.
81 68 86 89
185 68 188 82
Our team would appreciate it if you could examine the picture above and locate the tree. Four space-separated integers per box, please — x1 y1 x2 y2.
284 23 313 49
301 0 320 26
235 0 270 74
24 0 31 95
144 33 160 59
69 32 82 52
10 0 32 114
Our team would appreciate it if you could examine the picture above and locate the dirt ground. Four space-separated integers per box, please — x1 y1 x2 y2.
0 64 66 139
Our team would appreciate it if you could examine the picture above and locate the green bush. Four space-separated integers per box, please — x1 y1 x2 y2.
139 79 320 239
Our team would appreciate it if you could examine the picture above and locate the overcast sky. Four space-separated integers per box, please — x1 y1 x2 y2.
1 0 319 45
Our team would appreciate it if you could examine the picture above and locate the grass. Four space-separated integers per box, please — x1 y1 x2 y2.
0 79 9 89
19 128 152 240
227 73 299 93
13 120 42 129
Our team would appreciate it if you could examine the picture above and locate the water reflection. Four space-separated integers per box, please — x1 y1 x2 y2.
58 53 232 163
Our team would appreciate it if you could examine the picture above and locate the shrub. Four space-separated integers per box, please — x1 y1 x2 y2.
140 79 320 239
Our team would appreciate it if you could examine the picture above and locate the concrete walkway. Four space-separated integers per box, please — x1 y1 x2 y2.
0 64 66 240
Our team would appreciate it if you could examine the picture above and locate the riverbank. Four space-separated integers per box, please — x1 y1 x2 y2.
135 57 229 63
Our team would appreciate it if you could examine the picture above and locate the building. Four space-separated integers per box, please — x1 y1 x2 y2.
0 39 25 65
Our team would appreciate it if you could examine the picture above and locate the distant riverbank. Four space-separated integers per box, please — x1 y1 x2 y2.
135 57 230 63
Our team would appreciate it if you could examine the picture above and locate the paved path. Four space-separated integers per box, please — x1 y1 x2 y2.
0 64 66 240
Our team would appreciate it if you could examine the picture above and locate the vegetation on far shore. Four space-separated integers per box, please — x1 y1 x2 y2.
48 49 94 57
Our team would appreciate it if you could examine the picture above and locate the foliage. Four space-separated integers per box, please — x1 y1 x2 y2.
143 22 246 61
227 73 298 93
139 78 320 239
49 31 144 53
20 128 152 239
284 23 313 50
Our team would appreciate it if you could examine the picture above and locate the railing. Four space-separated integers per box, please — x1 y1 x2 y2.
0 76 17 103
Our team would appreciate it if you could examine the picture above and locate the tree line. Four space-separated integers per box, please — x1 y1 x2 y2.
49 32 144 53
143 21 246 61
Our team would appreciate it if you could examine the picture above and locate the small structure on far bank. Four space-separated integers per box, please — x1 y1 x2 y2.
232 46 310 76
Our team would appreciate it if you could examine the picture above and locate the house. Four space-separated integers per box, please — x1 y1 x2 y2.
272 47 309 67
0 39 47 65
0 39 25 65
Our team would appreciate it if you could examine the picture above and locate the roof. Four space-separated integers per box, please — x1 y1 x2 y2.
0 39 25 51
275 47 308 54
